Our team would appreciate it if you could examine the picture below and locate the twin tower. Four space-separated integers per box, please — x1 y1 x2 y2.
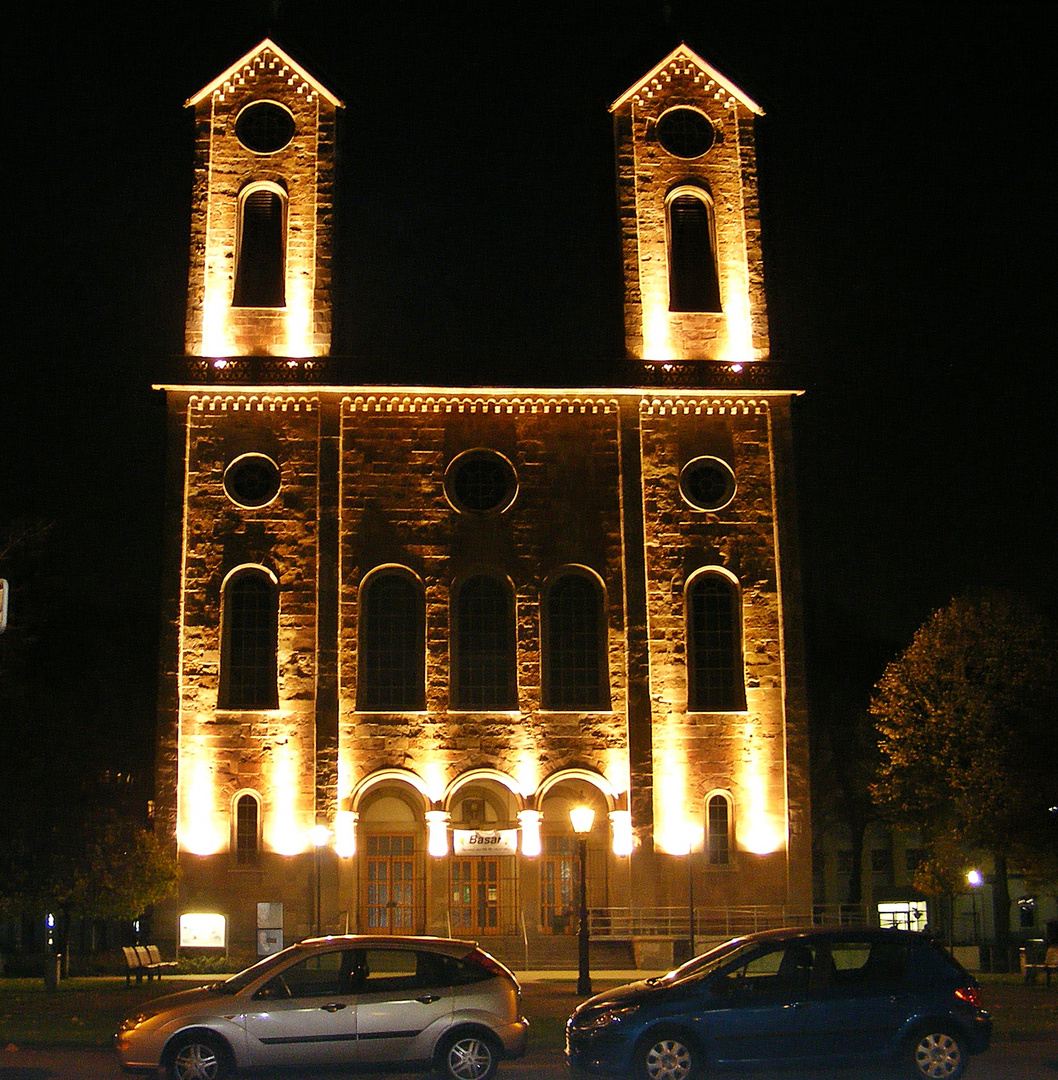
157 39 809 964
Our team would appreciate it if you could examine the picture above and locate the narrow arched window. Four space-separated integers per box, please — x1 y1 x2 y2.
667 188 721 313
686 570 745 712
235 793 261 866
452 575 517 710
219 568 279 710
233 185 286 307
543 571 609 710
359 569 426 711
706 794 731 866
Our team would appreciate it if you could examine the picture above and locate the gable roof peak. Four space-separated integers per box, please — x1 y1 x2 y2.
186 38 343 109
610 43 763 116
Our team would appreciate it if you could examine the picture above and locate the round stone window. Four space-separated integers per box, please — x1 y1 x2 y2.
657 107 715 159
444 450 518 514
235 101 295 154
680 456 736 511
224 454 281 508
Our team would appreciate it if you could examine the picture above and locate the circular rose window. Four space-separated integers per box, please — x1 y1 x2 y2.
444 450 518 514
657 107 715 159
235 101 295 154
224 454 281 508
680 456 736 511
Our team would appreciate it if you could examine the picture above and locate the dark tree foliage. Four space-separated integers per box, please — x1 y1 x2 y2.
871 590 1058 966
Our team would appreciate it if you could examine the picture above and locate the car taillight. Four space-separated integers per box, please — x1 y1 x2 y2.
469 948 513 980
954 986 982 1008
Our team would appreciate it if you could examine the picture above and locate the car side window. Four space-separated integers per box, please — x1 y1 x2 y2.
354 948 436 994
717 942 817 999
256 950 347 999
840 939 909 987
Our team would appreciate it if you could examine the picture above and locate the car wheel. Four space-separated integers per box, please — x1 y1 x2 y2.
437 1031 500 1080
906 1028 966 1080
167 1033 230 1080
639 1031 698 1080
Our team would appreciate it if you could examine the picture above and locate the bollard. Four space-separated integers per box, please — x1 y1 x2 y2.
44 952 61 991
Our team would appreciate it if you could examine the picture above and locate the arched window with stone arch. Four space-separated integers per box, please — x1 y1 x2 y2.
233 791 261 866
666 185 721 313
358 567 426 711
705 791 733 867
219 566 279 710
451 574 517 710
233 181 287 307
542 568 610 711
686 568 746 713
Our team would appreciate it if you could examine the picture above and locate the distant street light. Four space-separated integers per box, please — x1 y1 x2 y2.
312 825 331 937
967 869 983 946
570 806 596 996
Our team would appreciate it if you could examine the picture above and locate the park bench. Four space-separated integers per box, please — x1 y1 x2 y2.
1021 944 1058 985
123 945 178 985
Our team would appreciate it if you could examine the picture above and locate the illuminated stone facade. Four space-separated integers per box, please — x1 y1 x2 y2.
156 41 810 966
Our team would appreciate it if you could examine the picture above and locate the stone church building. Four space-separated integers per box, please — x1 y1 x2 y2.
155 39 811 967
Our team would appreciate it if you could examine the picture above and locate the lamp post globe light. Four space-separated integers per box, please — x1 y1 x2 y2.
312 825 330 937
967 869 983 947
570 806 595 996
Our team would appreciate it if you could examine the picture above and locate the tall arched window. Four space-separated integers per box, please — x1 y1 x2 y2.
686 569 745 712
234 793 261 866
359 569 426 711
543 570 609 710
219 567 279 710
667 186 721 313
452 575 517 710
233 183 286 307
706 793 731 867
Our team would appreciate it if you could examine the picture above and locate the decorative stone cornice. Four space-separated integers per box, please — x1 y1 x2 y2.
344 394 621 415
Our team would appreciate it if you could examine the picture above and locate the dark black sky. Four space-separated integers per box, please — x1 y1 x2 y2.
2 1 1057 768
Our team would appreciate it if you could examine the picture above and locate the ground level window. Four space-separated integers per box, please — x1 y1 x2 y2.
450 858 500 934
541 836 579 934
365 835 416 932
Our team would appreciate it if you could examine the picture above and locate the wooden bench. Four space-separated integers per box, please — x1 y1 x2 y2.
123 945 178 985
1022 945 1058 985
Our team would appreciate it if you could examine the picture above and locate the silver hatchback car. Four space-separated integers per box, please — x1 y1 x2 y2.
116 935 529 1080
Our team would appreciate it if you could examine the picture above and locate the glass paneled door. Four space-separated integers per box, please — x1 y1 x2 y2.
450 858 500 934
365 835 416 933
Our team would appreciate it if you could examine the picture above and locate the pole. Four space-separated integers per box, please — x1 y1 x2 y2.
315 843 322 937
688 850 696 958
577 835 592 996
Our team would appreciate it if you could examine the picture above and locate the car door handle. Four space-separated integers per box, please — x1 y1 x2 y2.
321 1002 347 1012
416 995 441 1004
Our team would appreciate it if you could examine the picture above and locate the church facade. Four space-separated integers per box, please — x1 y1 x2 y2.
155 40 811 967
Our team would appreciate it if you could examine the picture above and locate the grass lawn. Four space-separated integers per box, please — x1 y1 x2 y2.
0 972 1053 1051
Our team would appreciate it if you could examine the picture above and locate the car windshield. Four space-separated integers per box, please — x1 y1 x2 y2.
217 947 303 994
649 937 754 986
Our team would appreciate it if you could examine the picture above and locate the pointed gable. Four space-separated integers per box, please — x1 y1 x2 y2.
610 43 762 116
186 38 343 108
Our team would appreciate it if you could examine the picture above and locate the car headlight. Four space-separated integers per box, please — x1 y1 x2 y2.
575 1004 640 1030
120 1012 150 1032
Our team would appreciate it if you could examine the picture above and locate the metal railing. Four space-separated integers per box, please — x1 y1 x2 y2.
586 904 871 939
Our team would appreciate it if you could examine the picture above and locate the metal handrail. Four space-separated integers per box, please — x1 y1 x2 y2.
586 904 870 938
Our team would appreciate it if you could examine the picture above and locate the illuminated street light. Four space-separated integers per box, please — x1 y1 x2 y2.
570 807 596 996
967 869 983 946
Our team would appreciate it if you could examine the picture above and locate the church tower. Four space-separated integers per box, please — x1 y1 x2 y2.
183 39 341 360
611 44 769 365
156 40 811 966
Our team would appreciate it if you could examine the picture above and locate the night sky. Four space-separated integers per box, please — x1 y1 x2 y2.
2 2 1056 780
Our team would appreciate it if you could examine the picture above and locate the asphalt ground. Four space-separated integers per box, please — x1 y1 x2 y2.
1 976 1055 1080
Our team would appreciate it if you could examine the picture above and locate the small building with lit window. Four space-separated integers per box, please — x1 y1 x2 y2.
154 40 811 968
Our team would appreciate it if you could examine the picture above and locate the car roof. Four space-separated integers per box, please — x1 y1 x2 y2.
722 926 929 948
293 934 480 957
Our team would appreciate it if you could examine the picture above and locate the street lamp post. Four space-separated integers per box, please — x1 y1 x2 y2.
570 806 596 997
967 869 983 948
312 825 330 937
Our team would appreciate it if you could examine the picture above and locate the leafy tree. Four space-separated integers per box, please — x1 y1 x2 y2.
870 590 1058 968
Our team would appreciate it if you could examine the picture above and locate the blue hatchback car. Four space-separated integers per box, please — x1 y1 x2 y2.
566 927 991 1080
